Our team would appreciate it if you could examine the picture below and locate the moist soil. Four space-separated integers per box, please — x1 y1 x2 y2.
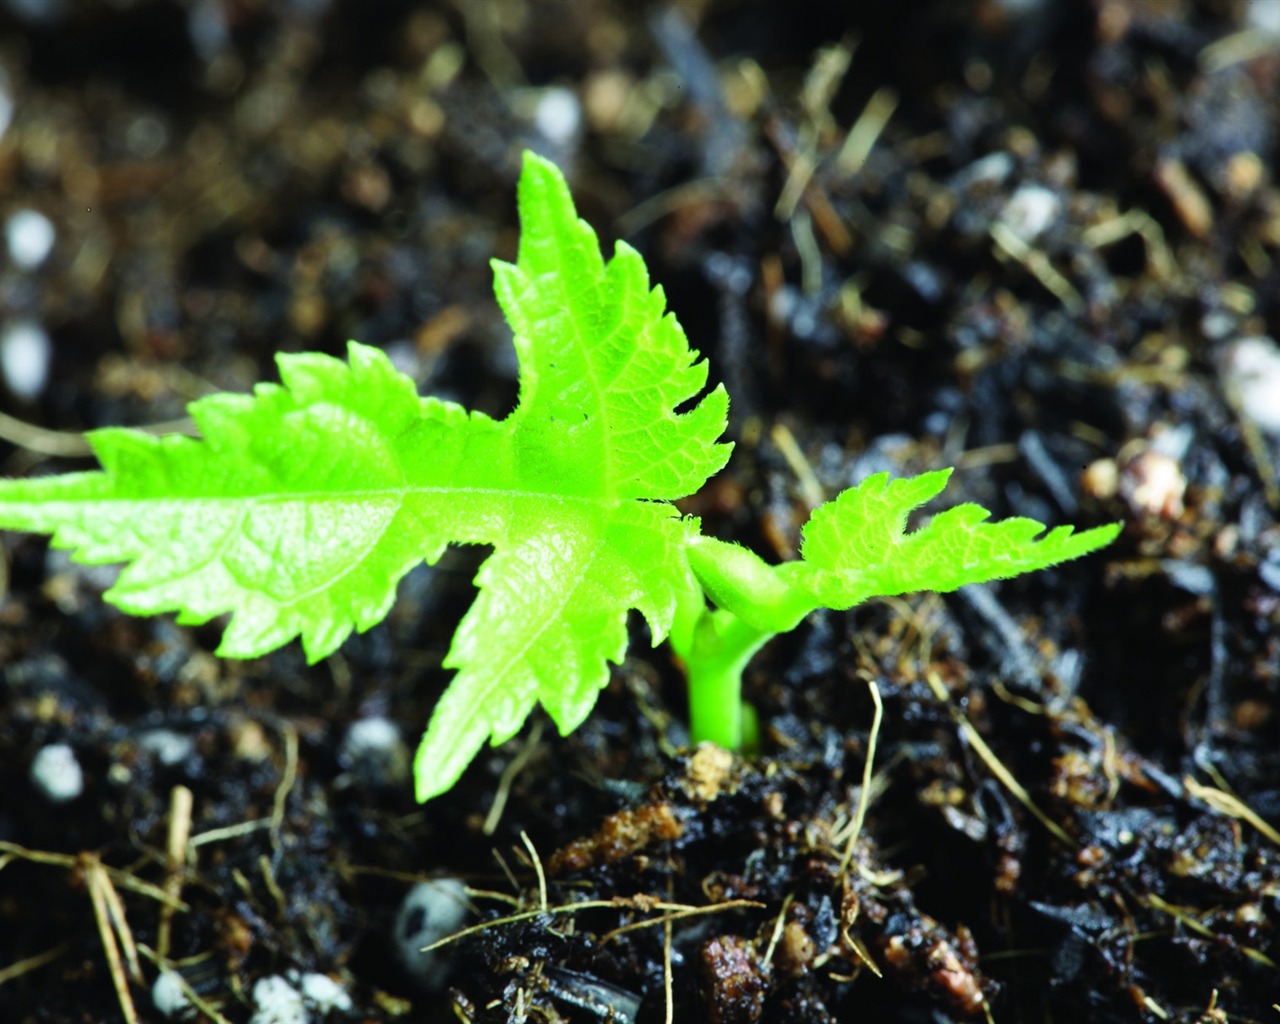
2 2 1280 1022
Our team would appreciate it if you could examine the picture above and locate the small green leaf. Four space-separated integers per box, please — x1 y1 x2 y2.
780 469 1121 608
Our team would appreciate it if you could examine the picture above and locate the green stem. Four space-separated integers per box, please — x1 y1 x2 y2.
682 608 775 750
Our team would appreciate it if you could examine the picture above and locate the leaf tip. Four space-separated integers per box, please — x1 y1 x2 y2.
517 149 573 213
918 465 954 492
1081 520 1124 551
412 730 473 804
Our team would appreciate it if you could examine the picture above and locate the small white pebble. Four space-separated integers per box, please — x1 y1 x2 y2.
1080 457 1119 501
295 972 353 1014
998 185 1061 243
151 970 191 1019
1200 310 1235 341
1120 449 1185 520
187 0 231 60
137 728 196 767
30 742 84 803
341 716 400 758
395 878 469 991
533 86 582 146
6 209 55 269
955 151 1014 189
1247 0 1280 35
339 715 408 785
249 975 307 1024
1219 335 1280 435
1 320 52 401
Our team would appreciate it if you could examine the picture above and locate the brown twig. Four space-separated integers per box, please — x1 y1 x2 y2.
0 943 69 986
423 896 764 954
157 785 194 959
82 854 142 1024
518 831 548 914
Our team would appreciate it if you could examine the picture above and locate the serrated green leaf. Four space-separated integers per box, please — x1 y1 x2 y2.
494 154 730 499
414 153 732 800
414 500 697 799
0 152 732 802
779 469 1121 608
0 344 511 662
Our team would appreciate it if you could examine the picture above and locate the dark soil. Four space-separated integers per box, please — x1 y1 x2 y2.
3 1 1280 1022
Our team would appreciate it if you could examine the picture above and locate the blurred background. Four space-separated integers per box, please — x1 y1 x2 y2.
3 2 1280 1022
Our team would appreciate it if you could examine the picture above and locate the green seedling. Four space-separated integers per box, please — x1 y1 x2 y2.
0 153 1120 802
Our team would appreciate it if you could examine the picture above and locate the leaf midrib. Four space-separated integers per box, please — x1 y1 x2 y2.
37 485 636 506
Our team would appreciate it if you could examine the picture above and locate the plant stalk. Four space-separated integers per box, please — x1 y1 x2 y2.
682 608 774 750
